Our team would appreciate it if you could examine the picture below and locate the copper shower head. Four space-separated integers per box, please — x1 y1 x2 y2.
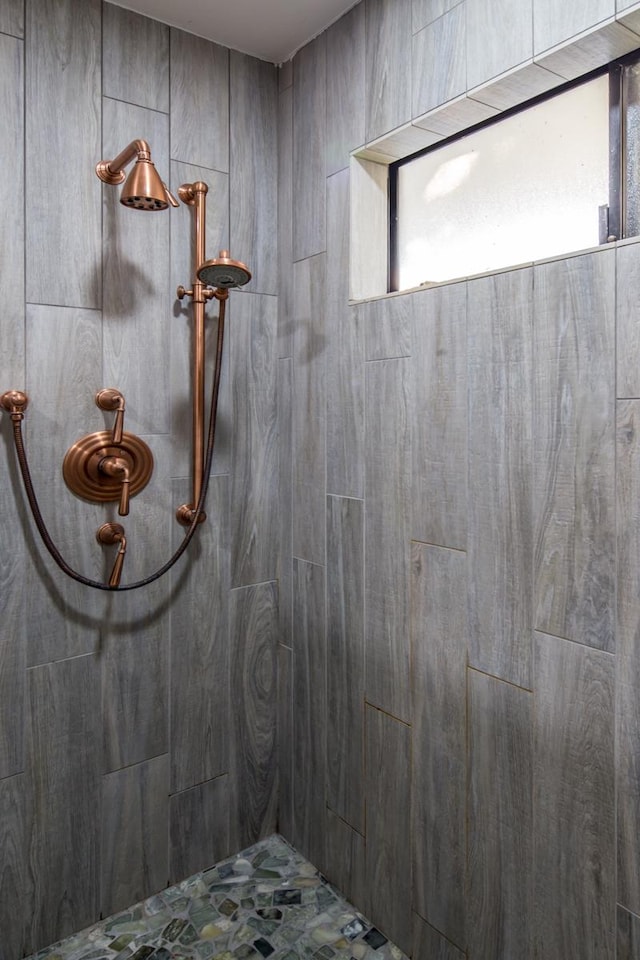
197 250 252 289
120 158 172 210
96 139 178 211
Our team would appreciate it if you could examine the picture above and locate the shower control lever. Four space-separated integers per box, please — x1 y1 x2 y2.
96 388 126 444
98 456 131 516
97 522 127 588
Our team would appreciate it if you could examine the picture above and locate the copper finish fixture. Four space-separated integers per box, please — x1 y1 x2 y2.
63 430 153 516
176 181 210 524
1 390 28 418
96 139 178 210
63 389 153 517
1 143 251 590
174 184 250 526
96 387 125 443
96 522 127 588
197 251 252 289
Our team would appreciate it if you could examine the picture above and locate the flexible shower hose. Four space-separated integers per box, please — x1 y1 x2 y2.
8 305 226 591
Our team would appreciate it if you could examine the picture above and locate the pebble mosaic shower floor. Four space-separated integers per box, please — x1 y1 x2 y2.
28 835 409 960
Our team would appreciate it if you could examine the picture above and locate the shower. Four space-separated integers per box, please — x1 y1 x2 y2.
1 139 251 590
197 254 252 288
95 137 179 210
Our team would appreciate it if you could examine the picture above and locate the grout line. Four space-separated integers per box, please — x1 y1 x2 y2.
229 578 279 593
98 0 105 899
412 907 467 955
103 751 170 779
363 699 412 728
24 302 102 313
26 651 97 670
466 663 534 694
613 237 619 940
102 93 169 117
291 554 325 568
325 803 366 842
533 628 616 657
168 770 229 800
167 20 175 882
410 537 466 554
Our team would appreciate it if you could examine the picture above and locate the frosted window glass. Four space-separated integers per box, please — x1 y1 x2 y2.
396 75 609 289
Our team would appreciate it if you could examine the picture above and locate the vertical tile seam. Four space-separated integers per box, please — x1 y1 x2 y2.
23 0 29 332
166 18 174 886
363 695 370 916
613 235 619 931
362 339 369 856
224 472 232 855
323 139 329 851
409 0 415 127
363 0 369 141
458 666 471 958
358 294 370 840
97 0 106 860
463 309 471 958
97 15 105 843
290 558 298 847
17 10 27 840
287 351 294 638
408 536 416 925
463 0 468 94
526 261 535 687
20 5 26 389
530 260 538 958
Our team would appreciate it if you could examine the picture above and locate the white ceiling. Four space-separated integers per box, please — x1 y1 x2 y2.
109 0 359 63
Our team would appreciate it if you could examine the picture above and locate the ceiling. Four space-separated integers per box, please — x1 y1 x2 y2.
109 0 359 63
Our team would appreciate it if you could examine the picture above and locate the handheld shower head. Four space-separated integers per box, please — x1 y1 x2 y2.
96 139 178 211
197 251 252 289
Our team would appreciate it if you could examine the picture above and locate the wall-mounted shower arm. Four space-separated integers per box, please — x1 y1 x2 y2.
96 138 152 183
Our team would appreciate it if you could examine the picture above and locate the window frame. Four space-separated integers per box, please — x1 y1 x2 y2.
387 51 640 293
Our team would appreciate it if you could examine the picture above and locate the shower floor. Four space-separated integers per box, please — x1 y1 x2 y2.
28 834 409 960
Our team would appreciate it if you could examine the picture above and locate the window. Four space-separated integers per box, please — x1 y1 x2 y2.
389 55 640 291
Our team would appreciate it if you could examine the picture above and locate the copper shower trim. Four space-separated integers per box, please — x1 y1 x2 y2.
96 139 179 210
96 522 127 588
174 180 251 526
0 146 251 590
62 388 154 519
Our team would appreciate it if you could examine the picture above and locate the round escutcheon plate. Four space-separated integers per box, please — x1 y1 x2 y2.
63 430 154 503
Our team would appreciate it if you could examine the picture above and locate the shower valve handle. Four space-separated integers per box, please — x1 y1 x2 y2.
96 522 127 588
98 456 131 516
96 389 126 444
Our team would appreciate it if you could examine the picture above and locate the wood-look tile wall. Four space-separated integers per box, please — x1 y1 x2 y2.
0 2 278 956
5 0 640 957
279 1 640 958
